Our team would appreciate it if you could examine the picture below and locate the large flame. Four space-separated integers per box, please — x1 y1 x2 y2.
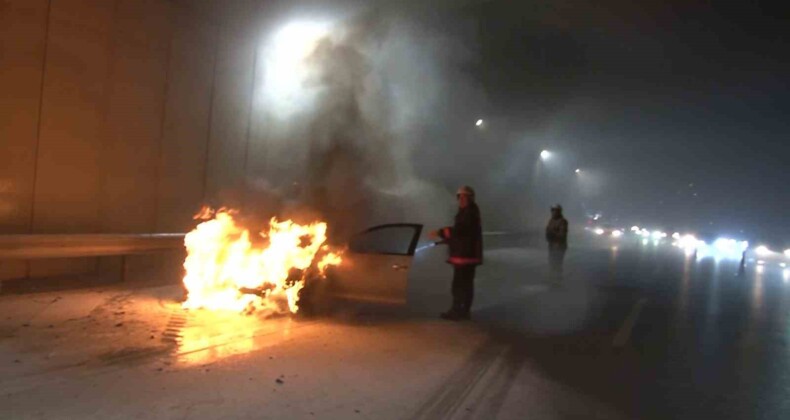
182 208 342 314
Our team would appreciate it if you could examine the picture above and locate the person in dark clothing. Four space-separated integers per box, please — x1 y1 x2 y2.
545 205 569 277
429 186 483 321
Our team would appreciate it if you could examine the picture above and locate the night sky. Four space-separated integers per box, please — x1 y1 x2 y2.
410 0 788 242
246 0 789 244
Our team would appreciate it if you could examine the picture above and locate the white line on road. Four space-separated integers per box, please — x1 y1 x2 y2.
612 298 648 348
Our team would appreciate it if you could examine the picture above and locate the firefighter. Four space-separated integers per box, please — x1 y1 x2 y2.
429 186 483 321
545 204 569 277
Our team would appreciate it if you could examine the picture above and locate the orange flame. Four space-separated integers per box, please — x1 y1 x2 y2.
182 209 342 314
193 205 215 220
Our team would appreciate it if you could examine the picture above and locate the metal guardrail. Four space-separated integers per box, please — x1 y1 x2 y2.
0 234 186 259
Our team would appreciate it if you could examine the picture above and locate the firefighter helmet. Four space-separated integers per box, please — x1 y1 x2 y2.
456 185 475 197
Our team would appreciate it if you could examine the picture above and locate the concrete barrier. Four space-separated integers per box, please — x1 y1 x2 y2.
0 234 186 292
0 233 185 259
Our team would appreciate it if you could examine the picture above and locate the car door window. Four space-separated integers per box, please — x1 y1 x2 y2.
349 224 422 256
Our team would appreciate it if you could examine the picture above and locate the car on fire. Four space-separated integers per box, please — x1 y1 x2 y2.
296 223 423 315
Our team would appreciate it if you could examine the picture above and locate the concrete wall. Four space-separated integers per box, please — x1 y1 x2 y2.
0 0 263 281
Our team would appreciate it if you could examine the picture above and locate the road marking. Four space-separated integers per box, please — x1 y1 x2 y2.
612 298 647 348
411 340 507 420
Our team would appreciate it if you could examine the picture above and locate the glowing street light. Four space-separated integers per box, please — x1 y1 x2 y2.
262 20 331 118
540 150 551 160
475 119 484 127
575 168 581 174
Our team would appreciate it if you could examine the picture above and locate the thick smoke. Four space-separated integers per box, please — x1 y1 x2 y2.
245 5 480 241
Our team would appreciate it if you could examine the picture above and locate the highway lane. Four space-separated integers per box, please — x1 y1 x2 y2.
1 233 787 419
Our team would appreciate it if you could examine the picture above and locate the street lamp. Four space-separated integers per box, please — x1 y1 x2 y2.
575 168 581 174
540 150 551 160
262 20 331 118
475 119 484 127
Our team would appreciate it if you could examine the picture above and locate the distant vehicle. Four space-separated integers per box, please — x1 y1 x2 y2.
586 223 625 237
746 240 790 269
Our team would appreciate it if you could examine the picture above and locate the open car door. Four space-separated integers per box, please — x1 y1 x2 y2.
328 224 423 305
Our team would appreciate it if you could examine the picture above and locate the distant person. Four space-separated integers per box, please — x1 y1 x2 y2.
429 186 483 321
545 205 568 277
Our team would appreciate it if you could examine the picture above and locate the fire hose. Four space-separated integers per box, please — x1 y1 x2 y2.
415 241 443 254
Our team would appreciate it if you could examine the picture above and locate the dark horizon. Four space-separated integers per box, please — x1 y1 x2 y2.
409 0 788 242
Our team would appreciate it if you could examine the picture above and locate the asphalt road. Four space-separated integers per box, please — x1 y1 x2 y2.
1 233 788 419
470 233 790 420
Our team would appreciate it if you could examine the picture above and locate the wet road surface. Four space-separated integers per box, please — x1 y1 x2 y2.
1 233 789 419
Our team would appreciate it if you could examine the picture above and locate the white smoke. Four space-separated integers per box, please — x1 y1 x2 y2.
245 4 478 238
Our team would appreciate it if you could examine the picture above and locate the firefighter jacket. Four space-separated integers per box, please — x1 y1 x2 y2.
546 216 569 248
438 202 483 265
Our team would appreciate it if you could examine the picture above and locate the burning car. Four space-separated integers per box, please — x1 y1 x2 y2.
297 223 423 315
180 208 422 317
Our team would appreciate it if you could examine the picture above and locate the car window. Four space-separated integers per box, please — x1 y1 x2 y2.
349 224 422 256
